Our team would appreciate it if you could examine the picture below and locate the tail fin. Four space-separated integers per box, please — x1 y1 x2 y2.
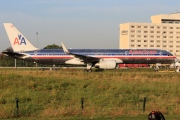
4 23 39 52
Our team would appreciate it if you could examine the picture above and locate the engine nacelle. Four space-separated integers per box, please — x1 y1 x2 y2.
97 60 116 69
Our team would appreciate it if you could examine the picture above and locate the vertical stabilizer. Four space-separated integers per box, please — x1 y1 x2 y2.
4 23 39 52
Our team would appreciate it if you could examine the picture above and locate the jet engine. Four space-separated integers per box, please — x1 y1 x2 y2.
95 60 116 69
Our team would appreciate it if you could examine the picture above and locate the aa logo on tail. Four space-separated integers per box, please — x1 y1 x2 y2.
14 34 26 45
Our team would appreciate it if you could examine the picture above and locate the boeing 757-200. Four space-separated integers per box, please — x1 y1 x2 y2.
2 23 179 72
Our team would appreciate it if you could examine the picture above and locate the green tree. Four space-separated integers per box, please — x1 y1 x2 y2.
43 44 62 49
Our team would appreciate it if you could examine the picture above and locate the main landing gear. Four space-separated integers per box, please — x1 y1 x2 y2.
85 63 93 72
154 65 159 72
154 63 160 72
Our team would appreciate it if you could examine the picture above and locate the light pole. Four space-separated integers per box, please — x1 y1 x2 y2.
36 32 38 67
36 32 38 47
0 53 1 67
15 59 17 68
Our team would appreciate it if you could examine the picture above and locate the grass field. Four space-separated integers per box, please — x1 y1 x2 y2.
0 68 179 119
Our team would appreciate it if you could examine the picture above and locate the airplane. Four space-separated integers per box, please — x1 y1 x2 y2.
2 23 180 72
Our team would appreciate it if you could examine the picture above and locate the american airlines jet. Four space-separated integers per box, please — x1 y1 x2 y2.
2 23 179 72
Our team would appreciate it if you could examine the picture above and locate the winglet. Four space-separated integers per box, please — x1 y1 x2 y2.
61 42 70 54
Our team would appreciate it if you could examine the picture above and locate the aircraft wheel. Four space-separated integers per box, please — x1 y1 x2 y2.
86 69 92 72
84 69 92 72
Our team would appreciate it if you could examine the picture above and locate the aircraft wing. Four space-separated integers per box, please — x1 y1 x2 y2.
70 53 100 63
61 42 100 63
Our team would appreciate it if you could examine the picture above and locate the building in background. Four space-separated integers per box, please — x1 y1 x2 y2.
119 13 180 60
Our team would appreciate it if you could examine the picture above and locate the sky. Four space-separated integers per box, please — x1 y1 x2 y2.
0 0 180 51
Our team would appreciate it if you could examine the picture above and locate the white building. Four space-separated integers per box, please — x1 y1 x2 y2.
119 13 180 59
